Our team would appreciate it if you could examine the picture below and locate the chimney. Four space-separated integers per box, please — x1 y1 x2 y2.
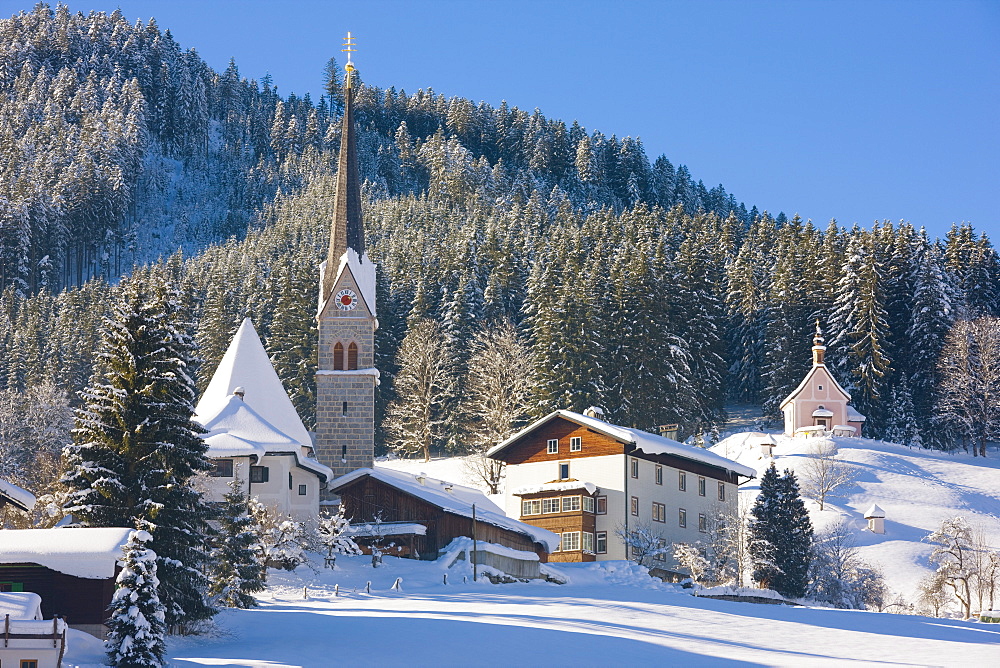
658 424 679 440
584 406 605 419
233 386 245 400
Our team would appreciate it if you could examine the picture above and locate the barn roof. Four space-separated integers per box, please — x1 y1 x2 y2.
0 527 131 579
0 478 35 512
487 410 756 479
329 467 559 551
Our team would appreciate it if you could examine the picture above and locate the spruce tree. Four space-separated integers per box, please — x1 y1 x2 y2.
106 528 167 668
62 274 215 628
749 464 814 598
209 478 265 608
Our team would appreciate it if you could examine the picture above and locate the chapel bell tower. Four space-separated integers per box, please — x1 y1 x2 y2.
315 32 377 483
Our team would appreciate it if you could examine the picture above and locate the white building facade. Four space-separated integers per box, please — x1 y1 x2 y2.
489 410 756 572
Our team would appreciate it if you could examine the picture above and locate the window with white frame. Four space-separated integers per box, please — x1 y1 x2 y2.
542 498 560 514
655 465 663 485
652 502 666 523
630 458 639 478
596 531 607 554
570 436 582 452
630 496 639 516
522 499 542 516
562 531 581 551
582 532 594 552
559 462 570 479
698 476 706 497
699 513 707 532
547 439 559 454
655 539 667 561
562 496 581 512
583 495 595 513
596 496 607 514
679 508 687 528
718 481 726 502
679 471 687 491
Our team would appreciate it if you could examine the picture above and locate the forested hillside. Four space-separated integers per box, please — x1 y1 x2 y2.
1 4 998 500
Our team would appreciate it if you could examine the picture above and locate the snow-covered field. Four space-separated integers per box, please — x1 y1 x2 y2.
60 554 1000 667
59 439 1000 667
712 432 1000 599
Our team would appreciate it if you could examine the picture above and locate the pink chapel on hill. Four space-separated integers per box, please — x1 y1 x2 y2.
780 321 866 438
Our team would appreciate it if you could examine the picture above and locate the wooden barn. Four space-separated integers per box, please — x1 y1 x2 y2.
329 468 557 577
0 527 131 638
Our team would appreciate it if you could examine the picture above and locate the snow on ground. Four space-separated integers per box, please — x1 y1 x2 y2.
133 555 1000 666
711 432 1000 599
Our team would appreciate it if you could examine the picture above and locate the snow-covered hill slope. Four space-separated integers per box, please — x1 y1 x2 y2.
711 433 1000 599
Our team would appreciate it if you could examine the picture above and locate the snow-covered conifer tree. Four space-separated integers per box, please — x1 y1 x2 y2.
106 528 167 667
209 478 265 608
62 273 215 627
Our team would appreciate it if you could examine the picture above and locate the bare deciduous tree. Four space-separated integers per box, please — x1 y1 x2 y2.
615 522 670 568
384 319 457 462
924 516 984 618
799 439 856 511
460 322 532 493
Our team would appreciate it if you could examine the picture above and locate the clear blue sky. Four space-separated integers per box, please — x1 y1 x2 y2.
12 0 999 239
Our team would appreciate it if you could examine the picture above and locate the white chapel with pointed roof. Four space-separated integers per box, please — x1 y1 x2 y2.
193 318 333 521
780 322 866 437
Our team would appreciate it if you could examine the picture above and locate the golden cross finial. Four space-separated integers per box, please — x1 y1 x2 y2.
342 31 357 88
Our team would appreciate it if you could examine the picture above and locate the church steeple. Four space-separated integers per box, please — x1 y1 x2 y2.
323 31 364 303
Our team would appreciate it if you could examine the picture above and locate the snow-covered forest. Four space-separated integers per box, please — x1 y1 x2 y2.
1 3 998 482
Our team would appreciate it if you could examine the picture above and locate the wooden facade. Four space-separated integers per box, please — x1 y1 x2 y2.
517 488 597 563
335 475 546 561
0 563 115 626
500 418 625 465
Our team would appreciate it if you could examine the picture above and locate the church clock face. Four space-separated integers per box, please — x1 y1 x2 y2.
336 288 358 311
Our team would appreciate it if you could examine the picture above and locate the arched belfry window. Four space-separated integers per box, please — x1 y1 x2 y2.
348 342 359 370
333 342 344 370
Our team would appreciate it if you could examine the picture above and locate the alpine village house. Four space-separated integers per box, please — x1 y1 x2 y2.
488 408 756 571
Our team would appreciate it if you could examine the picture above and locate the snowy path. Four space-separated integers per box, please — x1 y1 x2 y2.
162 561 1000 667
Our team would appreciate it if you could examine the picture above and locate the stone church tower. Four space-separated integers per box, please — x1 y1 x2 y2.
315 37 377 482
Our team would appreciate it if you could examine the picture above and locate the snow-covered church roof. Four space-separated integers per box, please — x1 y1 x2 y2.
194 318 333 481
196 318 312 446
0 527 131 579
0 478 35 512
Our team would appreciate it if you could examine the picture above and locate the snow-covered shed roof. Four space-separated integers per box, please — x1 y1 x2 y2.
488 410 757 479
846 405 867 423
329 467 559 551
0 527 131 579
512 481 598 496
345 522 428 537
0 592 43 620
779 364 852 409
864 504 886 519
196 318 312 447
0 478 35 512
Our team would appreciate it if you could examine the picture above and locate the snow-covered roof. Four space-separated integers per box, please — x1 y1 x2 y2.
846 405 867 422
780 364 851 408
318 248 377 318
811 408 835 418
0 528 132 578
329 467 559 551
864 504 886 519
0 478 35 512
512 481 598 496
488 410 756 479
0 592 42 620
196 318 312 446
345 522 428 537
